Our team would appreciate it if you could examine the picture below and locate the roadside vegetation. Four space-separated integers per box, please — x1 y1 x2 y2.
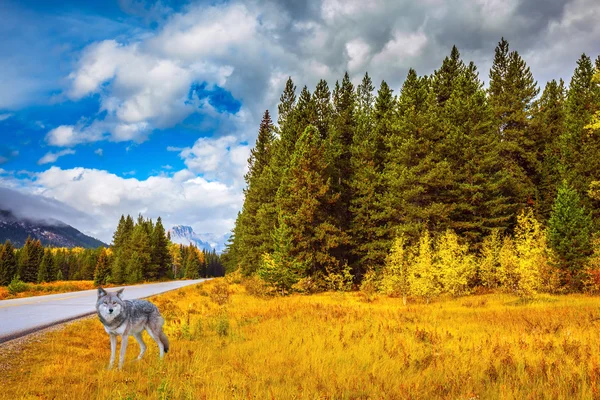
0 279 114 301
3 279 600 399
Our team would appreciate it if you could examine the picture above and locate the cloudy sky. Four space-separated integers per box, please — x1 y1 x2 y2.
0 0 599 244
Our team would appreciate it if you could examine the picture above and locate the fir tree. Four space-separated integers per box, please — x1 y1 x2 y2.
18 237 39 283
548 181 593 288
94 248 111 285
37 249 54 283
312 79 332 139
0 241 17 286
276 125 347 277
151 217 171 279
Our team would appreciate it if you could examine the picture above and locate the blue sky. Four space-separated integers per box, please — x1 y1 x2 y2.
0 0 599 244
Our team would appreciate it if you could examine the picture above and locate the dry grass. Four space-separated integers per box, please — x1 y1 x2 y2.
0 281 114 301
3 279 600 399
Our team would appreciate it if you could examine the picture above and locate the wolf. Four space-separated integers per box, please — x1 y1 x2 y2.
96 287 169 369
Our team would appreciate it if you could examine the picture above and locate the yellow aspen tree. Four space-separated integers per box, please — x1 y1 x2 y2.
436 230 475 296
380 235 411 304
408 230 439 303
498 236 519 292
514 209 551 297
478 230 502 288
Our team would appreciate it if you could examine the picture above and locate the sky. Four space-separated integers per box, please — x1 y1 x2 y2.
0 0 599 245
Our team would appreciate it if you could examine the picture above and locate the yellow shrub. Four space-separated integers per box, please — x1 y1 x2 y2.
479 230 502 288
409 230 439 302
436 230 475 296
380 236 411 303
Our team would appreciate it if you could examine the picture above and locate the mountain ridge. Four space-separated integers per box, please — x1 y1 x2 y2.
0 209 106 248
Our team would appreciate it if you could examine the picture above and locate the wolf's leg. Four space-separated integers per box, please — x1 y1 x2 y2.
133 332 146 360
118 335 129 369
108 334 117 369
146 325 165 358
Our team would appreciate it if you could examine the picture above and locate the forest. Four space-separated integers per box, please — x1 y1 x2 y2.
0 214 224 288
223 38 600 298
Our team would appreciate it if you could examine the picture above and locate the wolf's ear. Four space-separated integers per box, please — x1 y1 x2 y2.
116 288 124 299
97 287 107 298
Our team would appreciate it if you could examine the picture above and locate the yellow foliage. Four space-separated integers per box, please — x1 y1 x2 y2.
4 280 600 398
479 230 502 288
409 230 439 302
380 236 411 302
436 230 475 296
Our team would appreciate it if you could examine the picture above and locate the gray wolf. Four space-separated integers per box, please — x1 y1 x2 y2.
96 287 169 369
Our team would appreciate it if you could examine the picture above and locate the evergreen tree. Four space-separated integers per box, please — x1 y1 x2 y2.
548 181 593 288
276 125 347 277
234 110 277 275
312 79 332 139
488 38 540 216
111 250 126 284
151 217 170 279
126 251 143 283
0 241 17 286
278 77 297 126
129 224 151 280
534 79 567 220
563 54 600 219
350 79 396 275
94 248 111 285
37 249 54 283
18 237 39 283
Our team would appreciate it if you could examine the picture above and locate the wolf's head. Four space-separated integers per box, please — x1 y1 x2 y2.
96 287 125 322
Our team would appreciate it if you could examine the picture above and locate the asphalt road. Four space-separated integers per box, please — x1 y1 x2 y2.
0 279 209 344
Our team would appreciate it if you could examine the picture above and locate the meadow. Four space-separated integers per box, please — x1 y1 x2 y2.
0 280 115 301
2 279 600 399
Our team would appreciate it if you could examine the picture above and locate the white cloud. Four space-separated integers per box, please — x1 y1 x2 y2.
95 148 103 156
0 113 13 121
24 166 244 242
178 135 250 186
37 149 76 165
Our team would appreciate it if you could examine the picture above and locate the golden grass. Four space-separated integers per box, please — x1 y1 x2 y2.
0 281 116 301
3 279 600 399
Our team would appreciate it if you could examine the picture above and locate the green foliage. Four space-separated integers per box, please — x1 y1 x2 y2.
548 182 593 288
93 249 111 286
409 230 439 302
0 240 18 286
7 275 29 295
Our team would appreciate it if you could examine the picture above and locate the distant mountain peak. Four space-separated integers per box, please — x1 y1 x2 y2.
168 225 228 253
0 209 106 248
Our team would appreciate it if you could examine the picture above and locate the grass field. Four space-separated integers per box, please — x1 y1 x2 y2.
0 280 115 301
2 279 600 399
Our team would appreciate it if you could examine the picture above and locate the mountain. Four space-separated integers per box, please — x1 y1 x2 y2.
168 225 229 253
0 209 106 248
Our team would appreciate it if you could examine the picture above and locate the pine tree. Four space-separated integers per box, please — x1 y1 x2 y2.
126 251 143 283
276 125 347 277
548 181 593 288
534 79 567 220
278 77 297 126
312 79 332 139
234 110 277 275
37 249 54 283
488 38 540 216
129 224 151 280
0 241 17 285
564 55 600 219
94 248 111 285
151 217 171 279
111 250 126 284
350 79 396 275
18 237 39 283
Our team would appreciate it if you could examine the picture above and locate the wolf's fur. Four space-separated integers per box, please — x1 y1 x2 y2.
96 287 169 369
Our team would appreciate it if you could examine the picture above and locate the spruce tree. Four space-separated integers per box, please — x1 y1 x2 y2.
129 224 151 280
548 181 593 288
0 241 17 286
151 217 170 279
276 125 347 277
488 38 540 216
234 110 276 275
350 79 396 274
37 249 54 283
312 79 332 139
18 237 38 283
94 249 111 285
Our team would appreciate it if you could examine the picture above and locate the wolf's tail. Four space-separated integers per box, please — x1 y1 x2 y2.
160 331 170 353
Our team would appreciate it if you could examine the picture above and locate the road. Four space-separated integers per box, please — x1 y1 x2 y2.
0 279 209 344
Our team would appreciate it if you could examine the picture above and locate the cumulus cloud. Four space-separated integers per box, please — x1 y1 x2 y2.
25 166 244 242
37 149 76 165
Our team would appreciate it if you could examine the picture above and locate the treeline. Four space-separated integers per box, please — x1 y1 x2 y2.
223 37 600 295
0 214 225 286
